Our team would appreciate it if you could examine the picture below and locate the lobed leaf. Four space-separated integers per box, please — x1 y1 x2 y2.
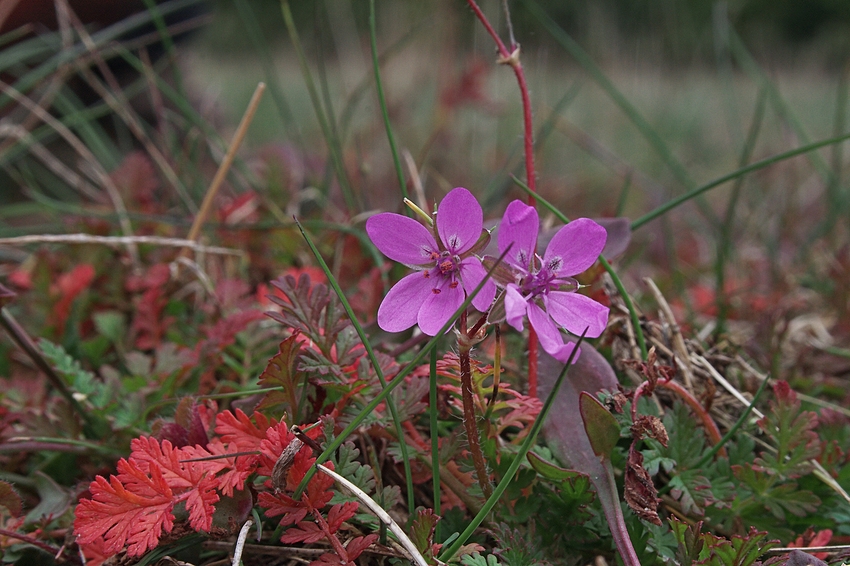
74 459 174 557
753 381 821 478
410 507 440 558
256 335 306 421
0 481 22 517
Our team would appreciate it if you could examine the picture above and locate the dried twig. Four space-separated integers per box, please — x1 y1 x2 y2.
231 520 252 566
315 463 434 566
0 234 245 257
693 355 764 419
645 278 695 391
180 82 266 258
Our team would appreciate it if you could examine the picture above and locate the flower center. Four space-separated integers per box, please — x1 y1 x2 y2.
519 259 578 299
424 251 461 293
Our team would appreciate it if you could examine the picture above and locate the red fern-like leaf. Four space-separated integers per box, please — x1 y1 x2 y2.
280 520 326 544
326 501 358 533
258 490 311 526
129 437 219 531
346 534 379 561
182 439 258 497
74 458 174 557
216 409 278 453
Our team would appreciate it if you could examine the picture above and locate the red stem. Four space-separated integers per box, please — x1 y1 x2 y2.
311 506 349 560
466 0 538 394
513 62 537 198
0 528 60 555
459 312 493 499
527 327 538 397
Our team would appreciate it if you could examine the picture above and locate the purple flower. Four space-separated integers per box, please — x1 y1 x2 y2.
366 187 497 336
496 200 609 362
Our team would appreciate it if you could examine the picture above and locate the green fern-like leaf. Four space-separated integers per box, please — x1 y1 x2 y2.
753 382 821 479
461 552 503 566
39 339 112 409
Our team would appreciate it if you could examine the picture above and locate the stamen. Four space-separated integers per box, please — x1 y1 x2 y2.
449 281 459 289
432 288 441 294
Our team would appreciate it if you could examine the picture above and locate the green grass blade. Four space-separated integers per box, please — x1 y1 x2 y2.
51 89 123 170
694 373 770 470
631 130 850 231
280 0 356 211
0 0 204 113
715 87 767 335
294 218 416 512
338 19 424 146
524 0 723 228
370 0 407 203
728 29 832 184
483 82 582 209
430 346 441 541
140 0 187 100
233 0 303 143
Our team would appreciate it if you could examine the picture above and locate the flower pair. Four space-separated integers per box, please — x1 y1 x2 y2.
366 187 609 362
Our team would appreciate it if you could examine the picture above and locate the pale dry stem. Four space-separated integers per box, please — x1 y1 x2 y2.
645 277 695 392
180 82 266 258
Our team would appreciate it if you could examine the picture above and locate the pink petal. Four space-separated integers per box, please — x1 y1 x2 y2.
459 258 497 312
418 275 465 335
437 187 483 254
498 200 538 272
366 213 437 266
377 271 433 332
543 218 606 277
527 301 581 363
545 291 609 338
504 284 527 332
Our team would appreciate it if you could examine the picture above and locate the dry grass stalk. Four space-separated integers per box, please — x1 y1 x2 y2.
180 81 266 258
316 463 434 566
644 277 695 392
0 234 245 257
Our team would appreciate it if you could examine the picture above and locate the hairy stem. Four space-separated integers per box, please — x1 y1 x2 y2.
459 312 492 499
0 528 59 555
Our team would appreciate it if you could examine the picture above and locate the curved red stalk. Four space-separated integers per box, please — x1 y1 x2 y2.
632 379 727 458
